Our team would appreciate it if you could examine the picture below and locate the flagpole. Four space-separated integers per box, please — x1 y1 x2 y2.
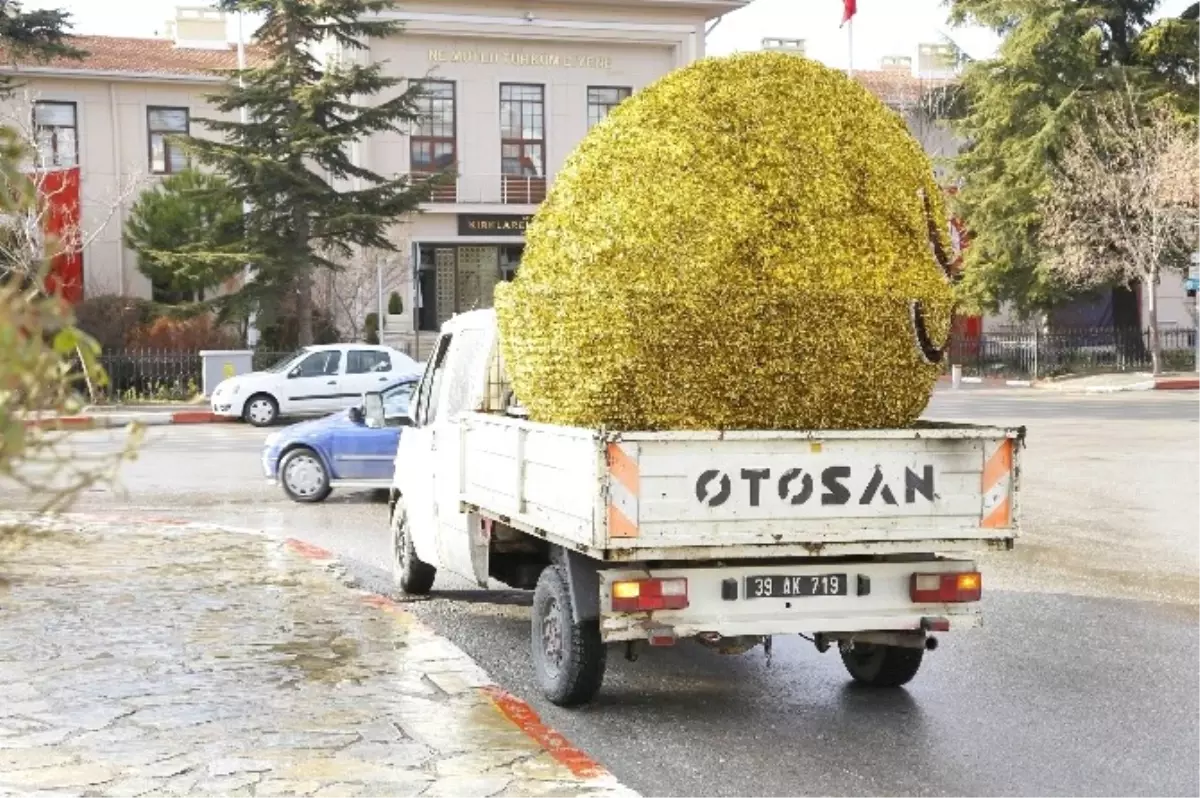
847 17 854 76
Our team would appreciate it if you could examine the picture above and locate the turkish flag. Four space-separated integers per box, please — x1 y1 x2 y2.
841 0 857 26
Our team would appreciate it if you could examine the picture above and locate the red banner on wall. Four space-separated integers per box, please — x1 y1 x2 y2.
36 166 83 304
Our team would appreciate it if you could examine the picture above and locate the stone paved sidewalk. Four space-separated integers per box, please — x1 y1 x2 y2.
0 518 634 797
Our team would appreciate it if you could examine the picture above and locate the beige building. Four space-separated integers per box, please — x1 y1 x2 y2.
0 7 254 300
2 1 742 349
357 1 744 349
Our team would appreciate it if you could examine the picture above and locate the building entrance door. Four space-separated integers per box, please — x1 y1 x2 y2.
417 244 524 333
456 246 499 315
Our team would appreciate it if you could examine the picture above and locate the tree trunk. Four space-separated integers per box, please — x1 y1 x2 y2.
292 202 314 347
296 266 314 346
1147 267 1162 375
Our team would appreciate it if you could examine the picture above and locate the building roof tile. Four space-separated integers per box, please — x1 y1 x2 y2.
851 69 956 110
2 34 268 79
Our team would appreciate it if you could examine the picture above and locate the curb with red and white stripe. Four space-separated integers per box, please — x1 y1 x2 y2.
1151 377 1200 391
23 409 231 431
937 375 1200 392
1072 376 1199 394
936 375 1033 389
282 538 629 792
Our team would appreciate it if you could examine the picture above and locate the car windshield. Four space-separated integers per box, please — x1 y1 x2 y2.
263 349 308 373
382 379 417 419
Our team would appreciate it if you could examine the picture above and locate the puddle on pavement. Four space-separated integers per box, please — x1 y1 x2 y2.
266 635 366 685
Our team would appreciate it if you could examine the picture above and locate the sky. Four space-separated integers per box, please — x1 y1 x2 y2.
24 0 1197 72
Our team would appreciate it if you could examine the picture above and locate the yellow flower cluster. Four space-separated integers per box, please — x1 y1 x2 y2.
494 52 955 430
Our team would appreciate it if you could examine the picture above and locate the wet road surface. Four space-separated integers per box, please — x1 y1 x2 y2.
4 390 1197 796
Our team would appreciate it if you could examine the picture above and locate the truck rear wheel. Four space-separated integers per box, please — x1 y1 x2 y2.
531 565 606 707
391 500 436 595
839 642 924 687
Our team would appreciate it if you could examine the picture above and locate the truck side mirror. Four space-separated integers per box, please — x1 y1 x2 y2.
363 392 385 429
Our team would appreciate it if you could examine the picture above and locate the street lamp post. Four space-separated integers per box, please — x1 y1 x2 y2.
237 12 258 348
377 255 385 343
1192 256 1199 374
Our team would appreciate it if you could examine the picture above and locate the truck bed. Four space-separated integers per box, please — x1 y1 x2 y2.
458 413 1022 561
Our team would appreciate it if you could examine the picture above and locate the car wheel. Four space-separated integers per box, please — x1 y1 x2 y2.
279 447 332 503
391 499 436 595
243 393 279 427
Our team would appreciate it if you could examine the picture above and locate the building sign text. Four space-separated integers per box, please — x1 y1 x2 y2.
458 214 533 236
429 49 612 69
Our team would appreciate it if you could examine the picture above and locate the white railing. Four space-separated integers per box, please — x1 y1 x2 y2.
414 173 550 206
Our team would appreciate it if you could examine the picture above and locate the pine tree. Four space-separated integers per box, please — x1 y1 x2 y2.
185 0 431 346
123 169 247 305
946 0 1199 318
0 0 86 96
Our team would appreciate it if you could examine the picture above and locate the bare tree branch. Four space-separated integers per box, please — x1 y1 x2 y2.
1041 82 1199 374
0 90 145 289
315 245 407 341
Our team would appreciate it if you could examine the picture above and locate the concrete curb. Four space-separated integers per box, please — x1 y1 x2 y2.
23 410 230 431
1079 377 1198 394
1155 377 1200 391
936 375 1033 388
1082 380 1157 395
283 537 631 790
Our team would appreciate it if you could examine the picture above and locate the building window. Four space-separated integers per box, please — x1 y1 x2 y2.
148 107 189 174
33 101 77 168
411 80 457 202
347 349 392 374
500 83 545 204
587 86 631 129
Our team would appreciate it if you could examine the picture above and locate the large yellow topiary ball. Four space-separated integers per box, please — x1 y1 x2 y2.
494 52 957 431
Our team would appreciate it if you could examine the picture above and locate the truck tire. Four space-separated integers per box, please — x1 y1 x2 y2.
839 642 924 687
391 500 436 595
531 565 606 707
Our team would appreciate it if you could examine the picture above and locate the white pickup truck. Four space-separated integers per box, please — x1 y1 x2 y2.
373 309 1023 707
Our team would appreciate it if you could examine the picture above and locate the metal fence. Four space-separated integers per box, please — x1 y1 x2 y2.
78 327 1197 400
948 327 1197 379
84 350 292 402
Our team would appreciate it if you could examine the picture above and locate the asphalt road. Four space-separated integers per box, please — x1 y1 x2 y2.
4 390 1198 796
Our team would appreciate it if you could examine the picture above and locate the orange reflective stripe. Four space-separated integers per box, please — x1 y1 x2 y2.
981 497 1011 528
607 442 640 498
981 438 1013 494
607 504 638 538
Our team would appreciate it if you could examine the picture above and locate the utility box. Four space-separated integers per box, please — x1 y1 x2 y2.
199 349 254 397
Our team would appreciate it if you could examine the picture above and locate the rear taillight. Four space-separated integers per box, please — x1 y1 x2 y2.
910 571 981 603
611 578 688 612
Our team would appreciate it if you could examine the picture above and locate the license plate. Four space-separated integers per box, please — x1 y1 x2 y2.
745 574 848 599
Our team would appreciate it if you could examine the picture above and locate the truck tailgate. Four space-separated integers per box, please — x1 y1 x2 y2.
459 415 1022 560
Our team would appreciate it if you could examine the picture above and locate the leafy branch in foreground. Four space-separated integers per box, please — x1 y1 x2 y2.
0 125 140 521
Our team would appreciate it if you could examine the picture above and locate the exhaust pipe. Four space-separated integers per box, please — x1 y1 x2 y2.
925 636 939 651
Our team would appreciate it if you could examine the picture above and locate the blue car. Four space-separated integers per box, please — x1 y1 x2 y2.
262 376 418 503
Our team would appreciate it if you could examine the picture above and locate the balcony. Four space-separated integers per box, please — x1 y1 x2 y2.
413 173 549 206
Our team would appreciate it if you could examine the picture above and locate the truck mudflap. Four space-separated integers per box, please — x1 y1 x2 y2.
596 559 982 643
